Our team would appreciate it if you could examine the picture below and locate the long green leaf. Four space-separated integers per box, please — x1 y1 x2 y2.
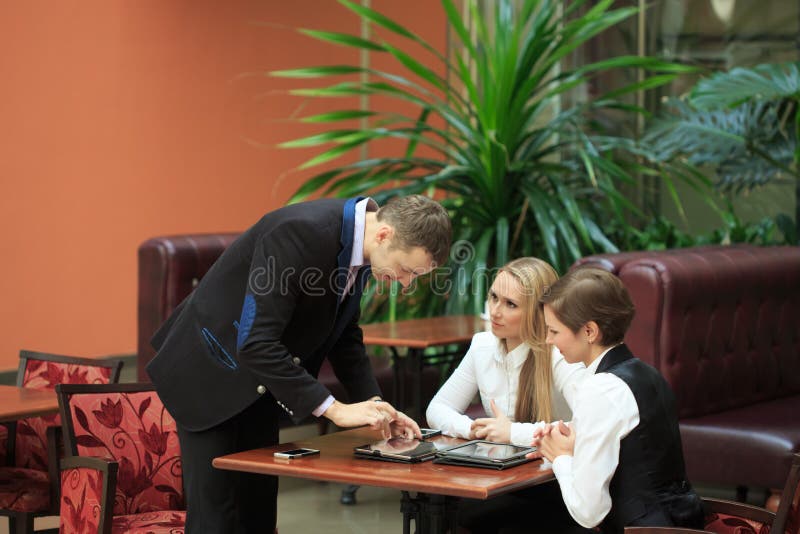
600 74 681 101
382 42 445 90
299 29 385 51
338 0 443 59
271 65 364 78
298 139 370 169
289 168 343 203
300 110 377 123
441 0 477 61
524 186 561 269
278 129 363 148
405 107 431 158
495 217 509 267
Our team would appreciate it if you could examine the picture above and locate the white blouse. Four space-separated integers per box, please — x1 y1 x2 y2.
425 331 586 446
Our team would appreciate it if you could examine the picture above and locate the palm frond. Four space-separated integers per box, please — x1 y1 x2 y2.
273 0 704 319
691 62 800 109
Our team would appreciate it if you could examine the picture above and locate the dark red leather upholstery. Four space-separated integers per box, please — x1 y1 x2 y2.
137 234 240 382
137 233 435 417
574 245 800 490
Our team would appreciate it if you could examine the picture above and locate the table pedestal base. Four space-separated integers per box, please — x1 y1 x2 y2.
401 491 459 534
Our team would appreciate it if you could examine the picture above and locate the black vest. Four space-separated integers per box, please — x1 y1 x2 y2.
596 345 704 533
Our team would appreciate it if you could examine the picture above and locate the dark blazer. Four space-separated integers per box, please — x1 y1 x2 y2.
146 198 381 432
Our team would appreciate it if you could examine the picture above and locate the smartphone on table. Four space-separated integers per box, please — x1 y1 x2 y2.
419 428 442 439
273 447 321 459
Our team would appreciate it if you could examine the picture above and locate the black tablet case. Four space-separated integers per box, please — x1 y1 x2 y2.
353 439 439 463
432 454 531 470
432 440 536 470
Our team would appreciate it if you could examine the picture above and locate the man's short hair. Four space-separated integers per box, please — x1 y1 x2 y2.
376 195 452 267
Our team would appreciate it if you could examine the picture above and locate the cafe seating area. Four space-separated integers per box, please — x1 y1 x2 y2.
141 236 799 532
2 240 799 533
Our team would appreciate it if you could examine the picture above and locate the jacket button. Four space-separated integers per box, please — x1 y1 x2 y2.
256 385 266 395
292 357 301 365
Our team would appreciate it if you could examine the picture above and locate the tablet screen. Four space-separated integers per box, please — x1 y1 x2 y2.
355 437 454 459
371 438 435 455
442 441 532 460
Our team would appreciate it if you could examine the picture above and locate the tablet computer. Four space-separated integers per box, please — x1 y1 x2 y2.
353 437 454 463
433 440 536 470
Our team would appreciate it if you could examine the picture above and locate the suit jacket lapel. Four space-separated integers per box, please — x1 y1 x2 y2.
335 197 363 299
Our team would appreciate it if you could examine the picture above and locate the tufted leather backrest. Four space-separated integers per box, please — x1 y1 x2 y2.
574 245 800 418
137 233 240 381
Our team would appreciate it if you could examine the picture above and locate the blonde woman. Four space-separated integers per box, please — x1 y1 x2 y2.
426 257 583 447
426 257 590 534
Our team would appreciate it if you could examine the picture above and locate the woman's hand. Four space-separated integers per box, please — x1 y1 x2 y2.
533 420 574 462
469 399 512 443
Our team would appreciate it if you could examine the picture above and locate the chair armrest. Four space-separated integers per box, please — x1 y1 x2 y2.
60 456 118 478
704 497 776 525
60 456 118 534
625 528 712 533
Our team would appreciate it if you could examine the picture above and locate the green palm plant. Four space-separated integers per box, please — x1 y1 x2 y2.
642 62 800 244
274 0 698 317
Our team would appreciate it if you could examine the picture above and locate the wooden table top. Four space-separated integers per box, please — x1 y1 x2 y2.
213 427 553 500
0 384 59 423
361 315 487 349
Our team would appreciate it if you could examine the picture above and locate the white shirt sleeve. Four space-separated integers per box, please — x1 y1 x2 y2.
425 340 480 439
550 373 640 528
509 420 546 447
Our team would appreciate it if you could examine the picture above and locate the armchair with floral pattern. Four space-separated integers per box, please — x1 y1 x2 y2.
55 383 185 534
0 351 123 534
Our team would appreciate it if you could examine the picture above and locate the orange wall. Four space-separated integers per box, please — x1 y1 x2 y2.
0 1 446 370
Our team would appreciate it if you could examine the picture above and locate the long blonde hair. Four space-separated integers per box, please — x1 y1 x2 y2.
497 257 558 423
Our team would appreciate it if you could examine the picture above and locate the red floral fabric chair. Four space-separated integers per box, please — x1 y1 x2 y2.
56 383 185 533
626 453 800 534
0 351 123 534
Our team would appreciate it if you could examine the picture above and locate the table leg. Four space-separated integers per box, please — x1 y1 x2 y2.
390 346 404 410
340 484 359 505
401 491 419 534
409 348 424 422
401 491 459 534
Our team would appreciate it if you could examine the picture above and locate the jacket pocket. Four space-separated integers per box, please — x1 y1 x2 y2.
201 327 239 370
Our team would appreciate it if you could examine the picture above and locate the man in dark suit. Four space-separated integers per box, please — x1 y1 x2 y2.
146 195 452 533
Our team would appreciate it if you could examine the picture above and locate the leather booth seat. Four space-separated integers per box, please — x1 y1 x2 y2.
575 245 800 494
137 233 439 425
